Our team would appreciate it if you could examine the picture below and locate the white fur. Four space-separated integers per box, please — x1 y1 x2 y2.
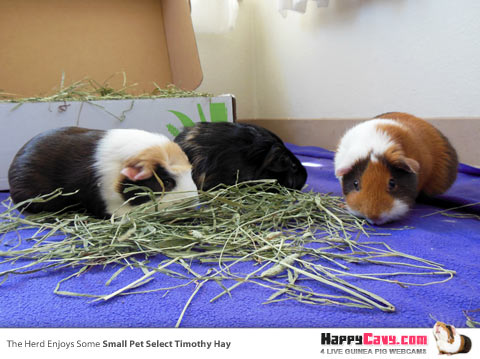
345 205 365 220
434 323 462 354
94 129 197 216
334 119 405 177
152 171 199 207
346 198 408 225
377 199 409 224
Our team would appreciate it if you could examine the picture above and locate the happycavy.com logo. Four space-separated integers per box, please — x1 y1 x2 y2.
319 331 428 355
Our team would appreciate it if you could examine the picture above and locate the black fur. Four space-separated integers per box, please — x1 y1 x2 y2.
342 158 369 195
437 131 459 191
384 158 418 205
8 127 107 217
445 325 455 340
460 335 472 353
119 165 176 206
174 122 307 190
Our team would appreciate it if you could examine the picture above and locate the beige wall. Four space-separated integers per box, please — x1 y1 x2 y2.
195 0 480 165
251 0 480 119
195 0 480 118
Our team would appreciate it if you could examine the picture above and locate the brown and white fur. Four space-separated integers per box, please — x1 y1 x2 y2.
8 127 198 217
433 321 472 355
334 112 458 225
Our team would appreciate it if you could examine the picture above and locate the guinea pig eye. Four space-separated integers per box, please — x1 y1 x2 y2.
353 179 360 191
388 178 396 191
162 178 174 190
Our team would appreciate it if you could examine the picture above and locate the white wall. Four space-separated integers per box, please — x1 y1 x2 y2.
194 0 480 120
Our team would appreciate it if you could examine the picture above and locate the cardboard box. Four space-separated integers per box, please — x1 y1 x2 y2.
0 0 236 190
0 0 203 95
0 95 236 190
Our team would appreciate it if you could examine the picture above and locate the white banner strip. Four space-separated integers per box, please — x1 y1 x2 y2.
0 328 478 358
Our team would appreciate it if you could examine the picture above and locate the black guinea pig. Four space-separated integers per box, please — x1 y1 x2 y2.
8 127 198 218
174 122 307 191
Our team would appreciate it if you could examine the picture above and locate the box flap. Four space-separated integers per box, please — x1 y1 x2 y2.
161 0 203 90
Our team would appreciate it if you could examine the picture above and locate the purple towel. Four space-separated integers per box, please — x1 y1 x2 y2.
0 144 479 328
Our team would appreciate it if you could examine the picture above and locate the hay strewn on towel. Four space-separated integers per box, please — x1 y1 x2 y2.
0 144 479 328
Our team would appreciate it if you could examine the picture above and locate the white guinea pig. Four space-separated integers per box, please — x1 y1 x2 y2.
433 321 472 355
8 127 198 217
334 112 458 225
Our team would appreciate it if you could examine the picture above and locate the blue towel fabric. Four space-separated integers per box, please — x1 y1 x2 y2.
0 144 479 328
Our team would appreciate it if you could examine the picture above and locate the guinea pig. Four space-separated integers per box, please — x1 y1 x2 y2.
433 321 472 355
8 127 198 218
174 122 307 191
334 112 458 225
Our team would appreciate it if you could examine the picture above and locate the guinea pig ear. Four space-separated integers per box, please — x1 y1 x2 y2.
450 325 457 336
258 144 292 173
247 143 278 167
335 167 352 177
392 157 420 174
120 164 153 182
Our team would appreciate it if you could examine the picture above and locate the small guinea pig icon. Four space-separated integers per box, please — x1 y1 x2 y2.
8 127 198 217
433 321 472 355
334 112 458 225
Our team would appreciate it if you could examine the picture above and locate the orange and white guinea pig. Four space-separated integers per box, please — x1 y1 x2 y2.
334 112 458 225
8 127 198 217
433 321 472 355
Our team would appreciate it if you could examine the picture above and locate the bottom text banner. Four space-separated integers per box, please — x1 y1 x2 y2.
0 327 478 358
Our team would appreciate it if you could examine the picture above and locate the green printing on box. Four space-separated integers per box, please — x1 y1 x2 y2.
167 102 228 136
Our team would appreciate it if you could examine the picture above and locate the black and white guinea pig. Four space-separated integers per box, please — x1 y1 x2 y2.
433 321 472 355
8 127 198 218
173 122 307 191
334 112 458 225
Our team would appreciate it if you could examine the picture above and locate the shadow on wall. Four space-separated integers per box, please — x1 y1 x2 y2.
251 3 292 119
